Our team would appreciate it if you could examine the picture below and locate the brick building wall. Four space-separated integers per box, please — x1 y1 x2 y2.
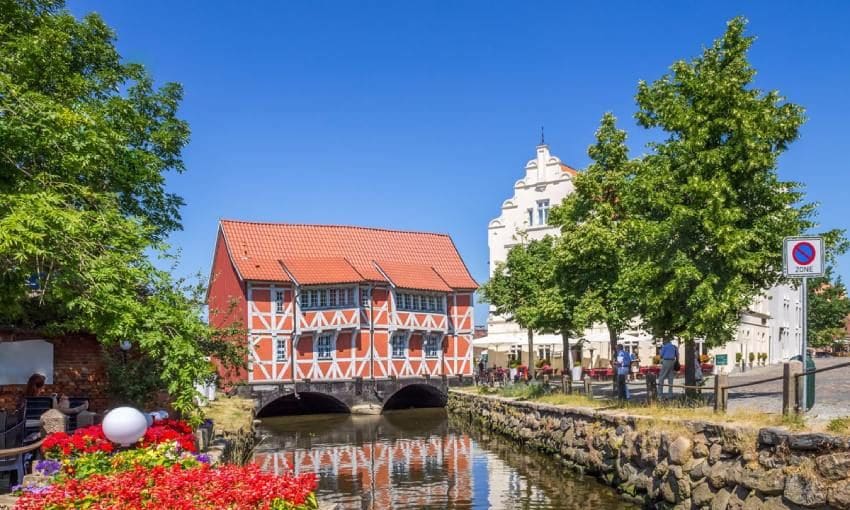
0 331 109 414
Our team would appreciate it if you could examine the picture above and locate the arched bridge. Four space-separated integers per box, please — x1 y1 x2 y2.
245 376 472 418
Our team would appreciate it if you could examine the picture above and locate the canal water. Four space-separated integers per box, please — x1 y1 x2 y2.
253 408 636 509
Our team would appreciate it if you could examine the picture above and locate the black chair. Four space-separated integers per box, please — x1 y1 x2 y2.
66 397 89 432
23 397 54 438
0 416 26 486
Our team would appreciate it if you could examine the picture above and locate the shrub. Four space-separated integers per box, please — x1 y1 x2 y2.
748 352 756 363
735 352 743 363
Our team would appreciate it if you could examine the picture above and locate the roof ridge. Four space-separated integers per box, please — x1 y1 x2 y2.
219 219 452 238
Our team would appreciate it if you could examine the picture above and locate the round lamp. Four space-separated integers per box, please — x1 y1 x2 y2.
102 407 148 446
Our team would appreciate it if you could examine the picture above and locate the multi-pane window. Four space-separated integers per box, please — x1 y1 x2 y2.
396 292 444 312
360 288 371 307
391 333 407 358
275 336 286 361
527 208 534 226
537 199 550 225
537 346 552 363
301 288 356 310
424 334 440 358
275 291 285 314
316 333 333 360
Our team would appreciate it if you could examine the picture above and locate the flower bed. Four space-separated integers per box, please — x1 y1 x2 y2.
15 418 318 509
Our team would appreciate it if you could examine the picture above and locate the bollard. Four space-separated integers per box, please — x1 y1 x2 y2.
584 378 592 400
717 374 729 412
646 373 657 404
782 363 791 416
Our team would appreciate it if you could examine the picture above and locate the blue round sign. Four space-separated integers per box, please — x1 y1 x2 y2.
792 241 816 266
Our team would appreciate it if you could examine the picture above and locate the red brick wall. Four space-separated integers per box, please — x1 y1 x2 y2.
0 332 109 414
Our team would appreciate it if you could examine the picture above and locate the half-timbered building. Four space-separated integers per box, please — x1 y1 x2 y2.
207 220 477 385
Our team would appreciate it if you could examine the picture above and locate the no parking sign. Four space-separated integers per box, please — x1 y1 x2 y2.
783 237 824 278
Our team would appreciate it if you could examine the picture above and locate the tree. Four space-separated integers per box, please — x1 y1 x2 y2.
480 236 554 376
626 17 824 392
808 270 850 348
0 0 239 420
551 113 637 359
529 236 583 372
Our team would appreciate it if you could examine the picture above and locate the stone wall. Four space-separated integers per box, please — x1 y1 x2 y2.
0 332 109 413
448 391 850 509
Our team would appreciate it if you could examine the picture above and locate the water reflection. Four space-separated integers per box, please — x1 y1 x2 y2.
253 409 635 510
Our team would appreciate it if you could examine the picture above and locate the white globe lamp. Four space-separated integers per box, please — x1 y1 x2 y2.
102 407 148 446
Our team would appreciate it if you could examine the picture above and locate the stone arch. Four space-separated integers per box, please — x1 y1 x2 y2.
381 383 447 412
256 391 351 418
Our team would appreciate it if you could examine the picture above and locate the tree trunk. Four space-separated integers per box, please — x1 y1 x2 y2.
527 328 535 381
685 339 697 398
561 330 572 371
608 324 619 392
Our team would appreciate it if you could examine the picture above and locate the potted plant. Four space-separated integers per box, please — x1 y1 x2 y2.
699 354 711 364
748 352 756 367
652 355 661 365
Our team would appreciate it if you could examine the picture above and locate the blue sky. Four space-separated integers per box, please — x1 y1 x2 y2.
70 1 850 324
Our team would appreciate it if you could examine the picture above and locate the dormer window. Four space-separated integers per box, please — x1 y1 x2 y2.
396 292 445 312
301 287 356 310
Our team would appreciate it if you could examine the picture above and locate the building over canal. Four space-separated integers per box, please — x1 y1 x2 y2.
207 220 477 411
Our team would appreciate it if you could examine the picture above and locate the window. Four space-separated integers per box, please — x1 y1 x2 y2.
537 346 551 363
424 334 440 358
275 336 286 361
508 345 522 363
537 199 550 225
391 333 407 358
527 208 534 226
275 291 285 314
360 288 371 307
316 334 333 360
397 292 445 312
300 287 355 310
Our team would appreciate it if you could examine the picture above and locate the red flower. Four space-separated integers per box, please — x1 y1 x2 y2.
15 464 318 509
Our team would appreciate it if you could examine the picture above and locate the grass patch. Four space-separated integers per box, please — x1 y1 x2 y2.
203 395 255 435
535 393 605 408
826 416 850 435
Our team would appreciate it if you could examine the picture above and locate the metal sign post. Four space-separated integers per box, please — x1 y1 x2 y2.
783 236 825 412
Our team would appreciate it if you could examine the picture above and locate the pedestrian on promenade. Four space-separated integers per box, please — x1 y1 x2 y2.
657 339 678 398
615 344 631 401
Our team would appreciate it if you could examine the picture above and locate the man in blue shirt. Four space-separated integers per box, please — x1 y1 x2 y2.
615 344 631 401
658 338 679 398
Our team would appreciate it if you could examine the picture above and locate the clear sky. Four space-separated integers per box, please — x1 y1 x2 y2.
70 1 850 325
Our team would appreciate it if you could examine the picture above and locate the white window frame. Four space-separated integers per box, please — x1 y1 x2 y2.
301 287 356 310
396 291 445 313
316 333 333 360
424 334 440 359
360 288 371 307
275 336 287 362
527 208 534 226
537 199 550 225
275 290 285 314
391 332 408 359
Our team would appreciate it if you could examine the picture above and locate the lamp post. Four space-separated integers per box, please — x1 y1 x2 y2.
102 407 148 447
119 340 132 364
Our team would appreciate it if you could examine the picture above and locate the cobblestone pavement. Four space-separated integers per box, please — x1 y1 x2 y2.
582 357 850 423
724 357 850 422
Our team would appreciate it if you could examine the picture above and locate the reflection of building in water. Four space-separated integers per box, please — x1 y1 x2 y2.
253 435 472 508
474 444 548 509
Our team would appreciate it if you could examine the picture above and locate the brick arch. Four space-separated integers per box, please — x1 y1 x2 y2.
381 383 447 412
256 391 351 418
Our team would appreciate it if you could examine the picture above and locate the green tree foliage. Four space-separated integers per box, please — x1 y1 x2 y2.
480 236 556 373
808 271 850 348
0 0 240 421
626 17 830 388
551 113 636 356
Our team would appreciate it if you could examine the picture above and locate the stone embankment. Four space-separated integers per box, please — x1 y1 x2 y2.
448 391 850 509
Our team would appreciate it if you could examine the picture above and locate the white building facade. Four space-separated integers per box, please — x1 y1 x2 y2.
482 143 803 372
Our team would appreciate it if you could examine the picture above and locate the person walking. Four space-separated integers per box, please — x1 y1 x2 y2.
615 344 631 401
657 339 678 398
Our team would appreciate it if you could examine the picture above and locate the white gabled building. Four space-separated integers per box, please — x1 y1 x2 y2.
481 142 803 373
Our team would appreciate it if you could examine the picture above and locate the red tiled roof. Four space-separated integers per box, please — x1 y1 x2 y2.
219 220 478 291
560 162 579 176
374 260 452 293
280 257 364 285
